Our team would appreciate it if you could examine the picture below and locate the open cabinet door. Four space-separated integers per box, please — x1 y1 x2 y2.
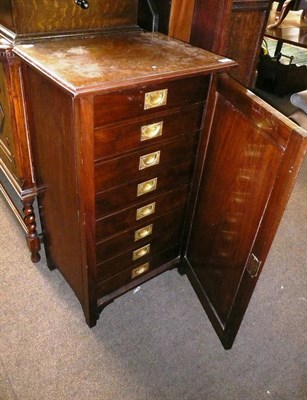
184 74 306 349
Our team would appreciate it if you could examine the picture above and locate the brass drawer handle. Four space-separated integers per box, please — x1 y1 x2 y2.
134 224 153 242
141 121 163 141
132 244 150 261
131 262 149 279
139 151 160 170
136 202 156 220
144 89 168 110
137 178 157 197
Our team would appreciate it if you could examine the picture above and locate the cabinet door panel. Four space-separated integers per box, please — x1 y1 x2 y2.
0 59 17 177
185 74 306 349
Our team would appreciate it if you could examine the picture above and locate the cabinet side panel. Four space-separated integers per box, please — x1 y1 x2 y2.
224 2 271 87
190 0 272 88
23 65 84 302
190 0 233 52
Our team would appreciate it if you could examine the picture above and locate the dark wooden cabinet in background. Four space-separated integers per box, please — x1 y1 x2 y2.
0 0 306 350
140 0 273 88
190 0 273 87
0 37 40 262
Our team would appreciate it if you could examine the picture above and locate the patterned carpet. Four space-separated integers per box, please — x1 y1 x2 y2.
1 158 306 400
266 38 307 66
255 35 307 117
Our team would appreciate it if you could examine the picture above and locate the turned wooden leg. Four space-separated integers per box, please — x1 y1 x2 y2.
23 198 41 263
267 0 295 29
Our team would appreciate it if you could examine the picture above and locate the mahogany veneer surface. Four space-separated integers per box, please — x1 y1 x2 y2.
14 32 236 93
18 32 235 330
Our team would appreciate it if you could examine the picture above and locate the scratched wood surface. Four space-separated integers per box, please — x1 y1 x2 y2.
14 32 236 94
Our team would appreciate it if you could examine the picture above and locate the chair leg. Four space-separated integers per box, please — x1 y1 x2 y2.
267 0 295 29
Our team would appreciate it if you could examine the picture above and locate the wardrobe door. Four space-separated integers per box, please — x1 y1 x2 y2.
184 74 306 349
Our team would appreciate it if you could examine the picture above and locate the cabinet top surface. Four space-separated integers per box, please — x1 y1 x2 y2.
14 32 236 94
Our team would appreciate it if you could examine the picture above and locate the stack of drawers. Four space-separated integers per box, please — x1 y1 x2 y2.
93 75 210 299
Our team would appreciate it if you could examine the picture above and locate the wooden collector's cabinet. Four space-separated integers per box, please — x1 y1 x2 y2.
0 0 306 350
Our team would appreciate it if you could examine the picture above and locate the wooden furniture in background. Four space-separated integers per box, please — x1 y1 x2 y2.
0 0 140 261
140 0 273 88
265 2 307 53
190 0 273 87
0 0 306 351
0 0 138 43
267 0 307 29
0 38 40 261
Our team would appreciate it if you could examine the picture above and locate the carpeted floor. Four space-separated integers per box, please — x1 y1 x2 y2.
0 158 306 400
255 37 307 118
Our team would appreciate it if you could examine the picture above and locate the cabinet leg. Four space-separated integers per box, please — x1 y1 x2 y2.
23 199 41 263
177 263 186 276
267 0 294 29
85 311 99 328
46 260 57 271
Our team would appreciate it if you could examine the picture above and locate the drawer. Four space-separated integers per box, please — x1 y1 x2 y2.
94 132 198 192
95 159 195 216
96 247 180 299
96 184 190 238
94 103 204 161
96 206 185 261
94 76 210 127
96 221 182 279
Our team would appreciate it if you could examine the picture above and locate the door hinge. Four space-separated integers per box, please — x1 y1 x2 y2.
247 253 262 278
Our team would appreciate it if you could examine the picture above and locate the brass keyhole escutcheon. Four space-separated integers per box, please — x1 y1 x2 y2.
75 0 89 9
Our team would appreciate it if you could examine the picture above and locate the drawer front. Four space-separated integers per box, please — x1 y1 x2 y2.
96 219 182 281
94 103 204 160
96 217 182 269
96 206 185 262
95 159 195 216
96 247 179 299
95 132 198 192
94 76 209 127
96 184 190 238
